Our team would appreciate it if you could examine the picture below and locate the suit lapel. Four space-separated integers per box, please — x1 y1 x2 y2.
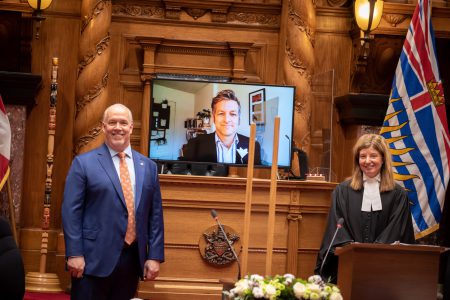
132 151 145 210
97 144 126 206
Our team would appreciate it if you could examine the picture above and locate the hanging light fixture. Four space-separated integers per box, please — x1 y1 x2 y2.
354 0 384 35
27 0 54 39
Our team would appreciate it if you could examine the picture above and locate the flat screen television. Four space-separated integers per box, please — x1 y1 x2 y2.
149 78 295 174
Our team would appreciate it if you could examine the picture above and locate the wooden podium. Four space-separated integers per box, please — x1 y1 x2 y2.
335 243 444 300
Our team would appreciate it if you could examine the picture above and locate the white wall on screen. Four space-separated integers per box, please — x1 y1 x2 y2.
151 86 195 159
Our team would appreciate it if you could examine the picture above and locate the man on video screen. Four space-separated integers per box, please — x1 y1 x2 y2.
183 89 261 165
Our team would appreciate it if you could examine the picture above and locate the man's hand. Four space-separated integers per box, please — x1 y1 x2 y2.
143 259 160 281
67 256 85 278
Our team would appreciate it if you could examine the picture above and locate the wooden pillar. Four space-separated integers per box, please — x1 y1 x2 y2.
136 37 162 155
280 0 316 173
286 190 302 275
73 0 112 154
228 42 252 83
140 75 155 155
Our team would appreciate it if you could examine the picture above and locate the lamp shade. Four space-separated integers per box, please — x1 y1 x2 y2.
27 0 53 10
354 0 384 32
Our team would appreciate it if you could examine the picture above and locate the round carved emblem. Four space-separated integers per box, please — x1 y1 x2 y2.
199 225 241 266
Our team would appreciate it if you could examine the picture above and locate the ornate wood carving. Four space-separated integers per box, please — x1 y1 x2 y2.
112 3 164 18
228 12 279 26
383 13 408 27
199 225 241 266
135 37 253 79
282 0 315 168
288 0 315 46
76 73 109 116
73 122 103 155
185 8 207 20
81 0 110 33
285 41 312 83
112 0 280 27
74 0 112 155
77 34 111 78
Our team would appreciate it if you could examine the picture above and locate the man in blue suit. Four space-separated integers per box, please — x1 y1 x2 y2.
62 104 164 300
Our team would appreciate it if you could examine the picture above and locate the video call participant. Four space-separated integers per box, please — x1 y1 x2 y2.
315 133 415 283
62 104 164 300
184 89 261 165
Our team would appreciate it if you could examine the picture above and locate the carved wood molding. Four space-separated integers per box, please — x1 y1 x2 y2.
112 3 165 18
112 0 281 28
81 0 110 34
77 33 111 78
383 13 408 27
288 0 315 46
76 73 109 116
379 3 450 37
285 41 313 85
73 122 103 155
136 37 253 80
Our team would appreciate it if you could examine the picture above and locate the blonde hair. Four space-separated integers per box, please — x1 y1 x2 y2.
350 133 395 192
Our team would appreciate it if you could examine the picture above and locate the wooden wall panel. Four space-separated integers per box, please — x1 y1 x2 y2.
315 7 353 181
135 175 335 299
21 10 80 230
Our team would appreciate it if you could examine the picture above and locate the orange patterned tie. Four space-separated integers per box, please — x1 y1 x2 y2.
118 152 136 244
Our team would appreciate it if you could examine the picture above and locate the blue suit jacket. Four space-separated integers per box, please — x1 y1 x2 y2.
62 144 164 277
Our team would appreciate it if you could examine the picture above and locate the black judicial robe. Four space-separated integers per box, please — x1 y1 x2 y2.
315 180 415 282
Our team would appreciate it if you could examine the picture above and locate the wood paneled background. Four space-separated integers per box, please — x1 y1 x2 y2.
0 0 449 297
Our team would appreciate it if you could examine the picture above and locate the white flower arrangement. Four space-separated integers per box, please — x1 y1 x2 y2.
224 274 343 300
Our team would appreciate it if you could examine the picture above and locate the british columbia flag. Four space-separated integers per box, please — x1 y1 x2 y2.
380 0 450 238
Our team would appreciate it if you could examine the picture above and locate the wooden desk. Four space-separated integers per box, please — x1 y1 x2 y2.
137 175 336 300
336 243 444 300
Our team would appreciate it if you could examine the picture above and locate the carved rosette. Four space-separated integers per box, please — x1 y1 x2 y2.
383 14 408 27
283 0 315 156
74 0 112 154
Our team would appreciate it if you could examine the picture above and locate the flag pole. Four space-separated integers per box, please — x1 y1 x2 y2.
6 178 18 243
25 57 62 292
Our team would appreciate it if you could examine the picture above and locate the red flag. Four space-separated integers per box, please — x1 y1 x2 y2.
0 95 11 190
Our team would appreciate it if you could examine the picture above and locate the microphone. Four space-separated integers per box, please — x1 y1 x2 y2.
319 217 344 277
210 209 241 280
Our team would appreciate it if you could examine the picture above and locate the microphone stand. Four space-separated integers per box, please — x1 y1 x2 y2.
211 210 241 281
319 218 344 277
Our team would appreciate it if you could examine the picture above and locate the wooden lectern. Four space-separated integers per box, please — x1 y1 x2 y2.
335 243 444 300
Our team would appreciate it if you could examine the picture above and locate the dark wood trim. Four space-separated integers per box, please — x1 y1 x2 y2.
335 93 389 126
0 71 42 112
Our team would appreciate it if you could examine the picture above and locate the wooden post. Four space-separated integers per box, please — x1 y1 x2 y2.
240 123 256 277
25 57 62 292
265 117 280 276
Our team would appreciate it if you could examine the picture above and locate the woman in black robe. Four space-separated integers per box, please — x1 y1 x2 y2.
315 133 415 283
